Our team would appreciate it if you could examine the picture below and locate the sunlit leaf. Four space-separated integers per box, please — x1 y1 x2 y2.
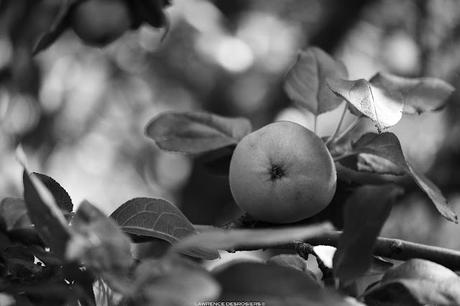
327 78 403 132
23 171 71 258
284 47 348 114
333 185 402 285
172 223 333 255
145 111 252 154
111 197 218 260
214 262 362 306
350 132 458 223
370 72 454 114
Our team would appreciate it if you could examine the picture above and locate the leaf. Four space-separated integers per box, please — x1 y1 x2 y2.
196 145 235 176
110 197 218 260
350 132 458 223
370 72 454 114
267 254 316 278
172 222 333 255
327 78 403 132
129 256 220 306
127 0 171 29
364 278 460 306
214 262 362 306
67 201 133 278
284 47 348 115
0 198 32 231
32 0 81 55
333 185 402 285
33 173 73 215
23 171 71 258
145 111 252 154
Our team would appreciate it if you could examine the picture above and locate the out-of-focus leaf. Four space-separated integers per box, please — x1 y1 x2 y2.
33 173 73 215
267 254 316 277
370 72 454 114
145 111 252 154
284 47 348 115
128 256 220 306
172 223 333 256
333 185 402 285
365 278 460 306
327 78 403 132
0 198 32 231
349 133 458 223
110 198 219 260
214 262 362 306
33 0 81 55
23 171 71 258
67 201 133 282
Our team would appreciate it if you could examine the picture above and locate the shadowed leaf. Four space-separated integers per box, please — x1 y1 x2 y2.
333 185 402 285
214 262 363 305
350 133 457 223
23 171 71 258
370 72 454 114
284 47 348 115
145 111 252 154
33 173 73 215
0 198 32 231
111 197 218 260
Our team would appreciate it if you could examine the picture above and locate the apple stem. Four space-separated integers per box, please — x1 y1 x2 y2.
325 103 348 145
313 115 318 134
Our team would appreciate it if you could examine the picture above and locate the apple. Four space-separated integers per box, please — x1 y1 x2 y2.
228 121 336 223
381 259 458 283
70 0 132 46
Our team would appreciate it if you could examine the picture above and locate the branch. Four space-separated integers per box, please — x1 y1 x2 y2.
233 231 460 271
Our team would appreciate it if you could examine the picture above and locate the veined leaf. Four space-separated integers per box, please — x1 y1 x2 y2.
284 47 348 115
328 78 403 132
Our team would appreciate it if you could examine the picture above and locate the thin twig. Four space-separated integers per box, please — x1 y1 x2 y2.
333 116 361 144
294 241 335 285
232 231 460 271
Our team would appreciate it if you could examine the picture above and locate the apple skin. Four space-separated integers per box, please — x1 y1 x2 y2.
381 259 458 283
70 0 132 46
229 121 336 224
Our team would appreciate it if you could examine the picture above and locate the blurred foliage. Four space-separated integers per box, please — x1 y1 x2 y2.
1 0 460 249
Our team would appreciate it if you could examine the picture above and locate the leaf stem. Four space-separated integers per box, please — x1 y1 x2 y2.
313 115 318 134
325 103 348 145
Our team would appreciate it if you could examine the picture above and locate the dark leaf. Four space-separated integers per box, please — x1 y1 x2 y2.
67 201 133 279
110 197 218 260
33 173 73 215
127 0 171 29
173 223 333 256
284 47 348 114
365 278 460 306
197 145 235 176
32 0 81 55
350 133 458 223
328 78 403 132
370 72 454 114
333 185 402 285
214 262 360 305
23 171 71 258
145 111 252 154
